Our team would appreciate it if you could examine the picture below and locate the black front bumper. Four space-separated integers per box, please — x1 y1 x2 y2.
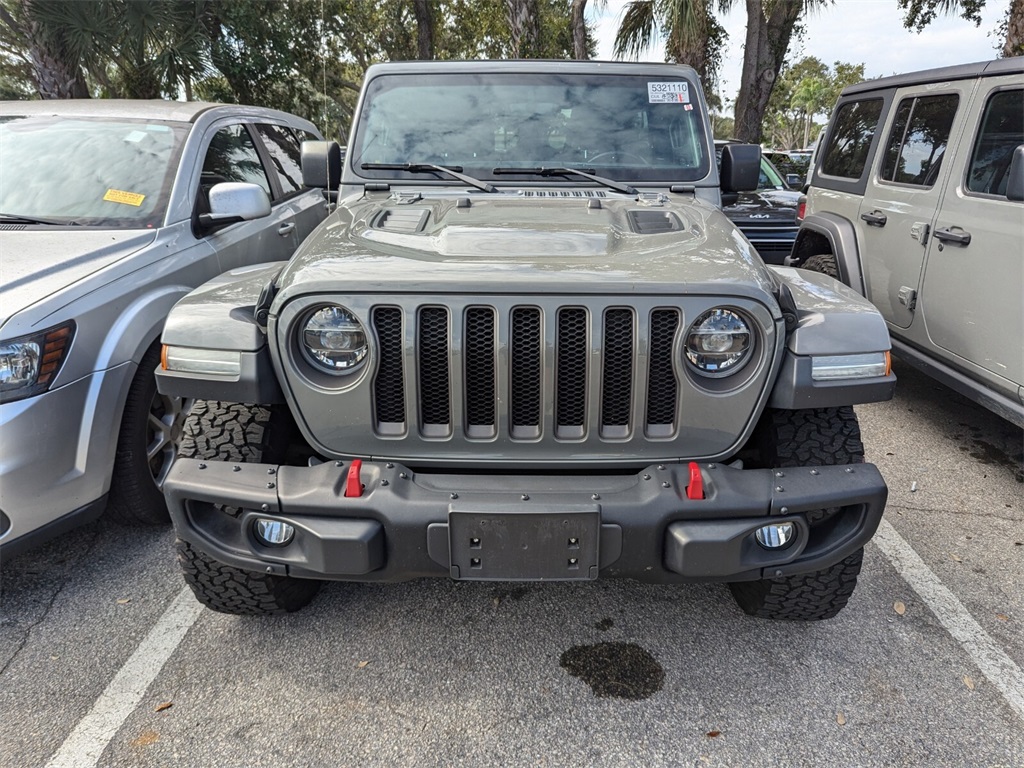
164 459 886 583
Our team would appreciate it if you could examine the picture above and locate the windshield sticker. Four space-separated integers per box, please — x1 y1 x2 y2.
648 82 690 104
103 189 146 207
123 130 148 143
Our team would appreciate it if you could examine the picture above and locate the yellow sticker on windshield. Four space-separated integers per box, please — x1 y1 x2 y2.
103 189 146 207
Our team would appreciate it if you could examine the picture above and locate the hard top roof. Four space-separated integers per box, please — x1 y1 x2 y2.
841 57 1024 97
364 59 700 78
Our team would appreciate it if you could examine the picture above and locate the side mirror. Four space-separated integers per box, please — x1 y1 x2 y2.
721 143 760 193
786 173 803 188
1006 145 1024 202
301 140 342 189
198 182 271 232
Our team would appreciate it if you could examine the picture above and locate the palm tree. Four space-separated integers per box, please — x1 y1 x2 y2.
0 0 209 99
790 75 828 148
613 0 721 92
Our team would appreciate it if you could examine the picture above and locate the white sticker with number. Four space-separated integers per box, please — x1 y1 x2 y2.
647 81 690 104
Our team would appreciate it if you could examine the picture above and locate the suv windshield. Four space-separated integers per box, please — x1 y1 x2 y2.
0 115 188 227
352 72 711 184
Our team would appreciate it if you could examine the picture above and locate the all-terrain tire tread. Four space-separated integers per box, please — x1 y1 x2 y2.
175 538 319 615
802 253 840 280
728 548 864 620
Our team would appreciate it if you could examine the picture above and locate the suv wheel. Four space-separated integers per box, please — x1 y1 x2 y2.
728 407 866 620
174 401 322 615
801 253 840 280
107 344 192 525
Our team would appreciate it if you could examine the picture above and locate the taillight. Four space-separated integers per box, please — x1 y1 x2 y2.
797 196 807 221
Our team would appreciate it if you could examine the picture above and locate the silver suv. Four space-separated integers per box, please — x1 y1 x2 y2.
157 61 896 621
790 58 1024 427
0 100 327 555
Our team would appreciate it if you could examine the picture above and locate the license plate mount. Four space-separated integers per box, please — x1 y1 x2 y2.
448 508 600 581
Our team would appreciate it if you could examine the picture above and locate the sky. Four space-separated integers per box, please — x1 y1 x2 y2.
592 0 1009 106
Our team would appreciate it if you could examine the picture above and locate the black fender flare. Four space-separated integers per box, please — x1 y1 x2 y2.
791 212 866 297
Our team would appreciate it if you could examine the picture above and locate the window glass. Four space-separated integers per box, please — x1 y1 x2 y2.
966 89 1023 197
201 124 271 196
255 123 304 196
820 99 884 179
0 116 187 227
880 94 958 186
352 72 711 183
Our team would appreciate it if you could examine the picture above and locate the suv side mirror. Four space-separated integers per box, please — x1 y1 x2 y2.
198 182 271 233
1006 145 1024 202
721 144 760 194
302 140 342 189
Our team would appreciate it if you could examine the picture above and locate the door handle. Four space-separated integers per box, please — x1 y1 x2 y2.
860 210 887 227
933 227 971 246
277 222 296 236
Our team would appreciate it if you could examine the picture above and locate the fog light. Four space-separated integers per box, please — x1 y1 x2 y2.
254 518 294 546
755 522 795 549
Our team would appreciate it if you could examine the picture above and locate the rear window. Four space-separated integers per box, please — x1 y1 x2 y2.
879 94 958 187
966 89 1023 197
820 99 884 179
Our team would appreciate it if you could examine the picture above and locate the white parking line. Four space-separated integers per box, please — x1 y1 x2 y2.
874 518 1024 721
45 587 203 768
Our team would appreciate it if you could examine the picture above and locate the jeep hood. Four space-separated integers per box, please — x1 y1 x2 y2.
0 229 155 330
275 194 778 304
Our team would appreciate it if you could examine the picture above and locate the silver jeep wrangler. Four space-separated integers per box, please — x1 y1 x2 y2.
157 61 896 620
790 58 1023 427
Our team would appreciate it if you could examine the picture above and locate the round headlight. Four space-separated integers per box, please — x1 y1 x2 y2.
301 305 368 374
684 308 751 376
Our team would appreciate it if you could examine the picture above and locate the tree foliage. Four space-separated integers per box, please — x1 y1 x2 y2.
763 56 863 149
613 0 729 101
0 0 591 142
899 0 1024 57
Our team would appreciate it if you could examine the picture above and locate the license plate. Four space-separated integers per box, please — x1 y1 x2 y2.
448 509 600 581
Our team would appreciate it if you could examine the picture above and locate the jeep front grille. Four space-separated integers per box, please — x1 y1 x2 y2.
370 299 683 442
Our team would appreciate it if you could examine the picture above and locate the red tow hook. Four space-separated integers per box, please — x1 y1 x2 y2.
686 462 705 500
344 459 364 498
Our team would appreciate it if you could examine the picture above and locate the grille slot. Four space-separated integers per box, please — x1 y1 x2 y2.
372 307 405 433
510 307 542 439
601 308 634 437
464 306 496 437
418 307 451 435
646 309 680 436
555 307 588 439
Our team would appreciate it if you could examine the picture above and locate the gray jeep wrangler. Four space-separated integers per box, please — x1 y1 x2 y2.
157 61 896 620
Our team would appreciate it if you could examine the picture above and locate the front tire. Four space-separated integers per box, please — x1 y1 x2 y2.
107 344 191 525
728 407 866 620
174 401 322 615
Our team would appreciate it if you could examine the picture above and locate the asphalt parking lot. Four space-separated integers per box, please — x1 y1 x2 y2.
2 360 1021 768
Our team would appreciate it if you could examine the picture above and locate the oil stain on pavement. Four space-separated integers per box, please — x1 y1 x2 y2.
560 642 664 700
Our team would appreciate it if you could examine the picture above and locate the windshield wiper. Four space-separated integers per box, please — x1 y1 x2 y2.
492 167 638 195
0 213 79 226
360 163 497 193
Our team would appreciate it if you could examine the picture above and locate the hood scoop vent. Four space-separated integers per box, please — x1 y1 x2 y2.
627 210 682 235
521 190 607 198
373 208 430 234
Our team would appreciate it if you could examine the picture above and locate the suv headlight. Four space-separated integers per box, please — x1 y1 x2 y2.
684 308 751 376
0 322 75 403
300 305 368 374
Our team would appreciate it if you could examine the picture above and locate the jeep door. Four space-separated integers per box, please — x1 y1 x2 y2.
918 81 1023 397
856 84 974 329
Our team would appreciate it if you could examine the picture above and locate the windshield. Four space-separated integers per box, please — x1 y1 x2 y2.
0 115 188 227
352 72 711 184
